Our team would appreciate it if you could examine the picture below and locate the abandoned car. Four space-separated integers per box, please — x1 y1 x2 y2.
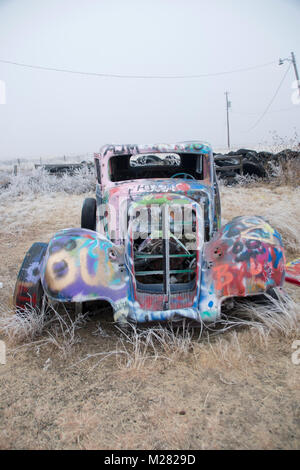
14 142 286 324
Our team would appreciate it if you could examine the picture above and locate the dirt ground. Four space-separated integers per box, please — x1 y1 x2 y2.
0 184 299 450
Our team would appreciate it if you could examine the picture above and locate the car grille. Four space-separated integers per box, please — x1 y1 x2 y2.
129 203 200 311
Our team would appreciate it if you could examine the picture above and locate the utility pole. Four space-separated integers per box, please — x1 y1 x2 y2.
225 91 231 150
279 51 300 97
291 52 300 98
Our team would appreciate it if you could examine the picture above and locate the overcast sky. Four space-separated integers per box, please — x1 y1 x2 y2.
0 0 299 160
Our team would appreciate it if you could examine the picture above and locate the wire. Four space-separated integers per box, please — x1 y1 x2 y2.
232 105 299 116
247 64 292 131
0 58 277 79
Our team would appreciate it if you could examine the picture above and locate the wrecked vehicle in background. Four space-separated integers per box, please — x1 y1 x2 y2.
14 142 286 325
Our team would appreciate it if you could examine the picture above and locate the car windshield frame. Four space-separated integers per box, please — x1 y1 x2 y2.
108 153 203 182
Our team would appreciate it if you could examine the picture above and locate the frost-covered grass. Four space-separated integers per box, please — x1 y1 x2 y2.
0 177 299 450
0 166 95 201
0 164 299 360
1 287 298 371
267 158 300 187
0 301 89 358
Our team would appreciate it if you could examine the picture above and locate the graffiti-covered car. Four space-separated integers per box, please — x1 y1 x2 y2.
14 142 286 324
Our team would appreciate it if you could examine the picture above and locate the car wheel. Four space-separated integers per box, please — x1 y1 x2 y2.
14 242 48 314
81 197 96 231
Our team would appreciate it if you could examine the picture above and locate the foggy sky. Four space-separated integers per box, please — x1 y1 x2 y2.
0 0 299 160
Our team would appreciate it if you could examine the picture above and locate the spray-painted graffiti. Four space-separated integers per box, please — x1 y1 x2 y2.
205 216 285 297
285 258 300 286
102 142 211 157
14 142 286 325
41 229 128 303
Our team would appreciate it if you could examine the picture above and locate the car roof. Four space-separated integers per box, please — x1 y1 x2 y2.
98 141 212 159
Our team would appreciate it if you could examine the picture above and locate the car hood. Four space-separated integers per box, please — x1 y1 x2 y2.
105 179 212 207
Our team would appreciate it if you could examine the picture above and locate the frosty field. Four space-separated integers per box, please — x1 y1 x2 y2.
0 172 299 450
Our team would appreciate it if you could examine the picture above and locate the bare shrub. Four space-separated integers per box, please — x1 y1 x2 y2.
0 304 50 344
231 173 260 186
268 129 300 154
115 321 195 369
267 158 300 188
0 301 89 357
46 307 89 358
215 289 300 340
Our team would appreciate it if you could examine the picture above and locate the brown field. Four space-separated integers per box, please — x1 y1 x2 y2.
0 182 299 450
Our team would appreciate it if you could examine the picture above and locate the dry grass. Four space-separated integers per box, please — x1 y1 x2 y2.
220 183 300 255
0 171 299 449
1 288 298 373
224 290 300 339
73 290 300 373
0 302 90 360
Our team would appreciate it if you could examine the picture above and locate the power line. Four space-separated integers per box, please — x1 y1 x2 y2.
232 105 299 116
247 64 292 131
0 58 277 79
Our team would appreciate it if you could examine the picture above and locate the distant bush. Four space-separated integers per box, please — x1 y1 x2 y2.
267 158 300 187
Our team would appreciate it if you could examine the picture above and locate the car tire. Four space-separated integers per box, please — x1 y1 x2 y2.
237 148 257 156
81 197 96 231
14 242 48 313
242 162 266 178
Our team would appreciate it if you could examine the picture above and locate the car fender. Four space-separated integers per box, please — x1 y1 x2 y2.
41 228 129 304
199 216 286 318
